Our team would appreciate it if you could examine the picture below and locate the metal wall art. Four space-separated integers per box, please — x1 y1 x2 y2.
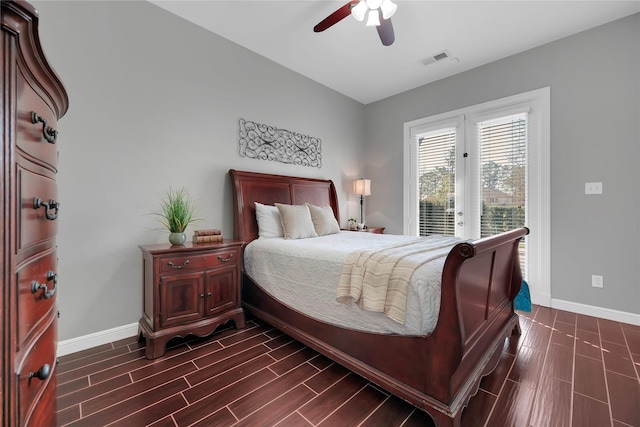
238 118 322 168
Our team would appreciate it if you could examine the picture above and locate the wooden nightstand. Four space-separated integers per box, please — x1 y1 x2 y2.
341 227 385 234
138 240 245 359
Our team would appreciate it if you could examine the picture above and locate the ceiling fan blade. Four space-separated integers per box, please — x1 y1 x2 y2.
377 17 395 46
314 1 359 32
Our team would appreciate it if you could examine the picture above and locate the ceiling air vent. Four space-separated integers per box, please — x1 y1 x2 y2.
421 50 450 66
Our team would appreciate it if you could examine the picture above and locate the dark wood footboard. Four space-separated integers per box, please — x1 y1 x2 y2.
230 169 529 426
440 228 528 408
241 227 527 426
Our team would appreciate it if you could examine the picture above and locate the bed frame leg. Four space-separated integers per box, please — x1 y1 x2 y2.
512 317 522 336
428 409 462 427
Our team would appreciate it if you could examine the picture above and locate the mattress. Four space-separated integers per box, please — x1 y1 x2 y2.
243 231 462 335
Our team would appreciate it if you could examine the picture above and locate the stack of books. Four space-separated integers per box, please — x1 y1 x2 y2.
192 229 223 244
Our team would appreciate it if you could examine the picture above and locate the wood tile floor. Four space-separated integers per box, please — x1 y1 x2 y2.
57 306 640 427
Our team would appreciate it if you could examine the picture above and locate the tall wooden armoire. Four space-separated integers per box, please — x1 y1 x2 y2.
1 1 69 425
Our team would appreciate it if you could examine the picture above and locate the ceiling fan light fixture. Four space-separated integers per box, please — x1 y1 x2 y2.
366 0 383 9
366 9 381 27
351 0 368 22
316 0 395 45
380 0 397 19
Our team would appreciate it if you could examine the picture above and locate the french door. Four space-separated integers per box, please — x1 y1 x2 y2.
403 89 550 305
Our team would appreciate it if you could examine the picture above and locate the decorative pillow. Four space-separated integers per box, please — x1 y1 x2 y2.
275 203 318 240
306 203 340 236
254 202 283 238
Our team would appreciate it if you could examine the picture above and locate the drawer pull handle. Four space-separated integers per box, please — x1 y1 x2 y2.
29 363 51 381
31 271 58 299
34 197 59 220
167 259 190 269
31 112 58 144
218 253 233 262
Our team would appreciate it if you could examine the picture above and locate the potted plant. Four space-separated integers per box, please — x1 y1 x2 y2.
348 217 358 230
154 187 200 245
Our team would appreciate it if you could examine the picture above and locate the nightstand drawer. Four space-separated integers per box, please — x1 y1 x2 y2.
158 248 238 274
342 227 385 234
205 265 239 317
159 272 204 328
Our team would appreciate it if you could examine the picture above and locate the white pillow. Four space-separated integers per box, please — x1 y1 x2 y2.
275 203 318 240
306 203 340 236
254 202 283 238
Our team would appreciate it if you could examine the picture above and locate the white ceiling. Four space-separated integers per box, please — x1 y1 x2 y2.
149 1 640 105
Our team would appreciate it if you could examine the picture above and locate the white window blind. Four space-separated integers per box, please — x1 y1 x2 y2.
418 128 456 236
477 113 527 269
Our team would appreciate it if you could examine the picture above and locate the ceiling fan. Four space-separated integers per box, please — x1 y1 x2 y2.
313 0 397 46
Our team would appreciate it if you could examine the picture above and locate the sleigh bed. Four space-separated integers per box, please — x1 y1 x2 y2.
229 169 528 427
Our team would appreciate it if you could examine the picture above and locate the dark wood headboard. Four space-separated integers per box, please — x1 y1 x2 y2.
229 169 340 243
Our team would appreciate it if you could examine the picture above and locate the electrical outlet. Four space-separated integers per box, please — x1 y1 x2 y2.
592 274 603 288
585 182 603 194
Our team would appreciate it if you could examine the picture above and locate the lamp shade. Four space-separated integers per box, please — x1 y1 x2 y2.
353 178 371 196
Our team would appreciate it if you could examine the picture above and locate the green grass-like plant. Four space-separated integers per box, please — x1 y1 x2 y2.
154 187 199 233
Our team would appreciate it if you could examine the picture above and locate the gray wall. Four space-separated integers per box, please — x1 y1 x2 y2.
32 1 366 341
31 1 639 342
363 14 640 315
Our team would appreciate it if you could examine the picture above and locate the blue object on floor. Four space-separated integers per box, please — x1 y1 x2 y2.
514 280 532 312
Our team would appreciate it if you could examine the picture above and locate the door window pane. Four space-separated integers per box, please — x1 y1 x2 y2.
477 113 527 269
418 128 456 236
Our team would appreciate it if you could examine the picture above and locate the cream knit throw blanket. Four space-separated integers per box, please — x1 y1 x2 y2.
336 236 461 324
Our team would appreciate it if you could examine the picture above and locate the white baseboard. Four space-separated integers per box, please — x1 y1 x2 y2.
57 322 139 357
532 292 551 308
551 298 640 326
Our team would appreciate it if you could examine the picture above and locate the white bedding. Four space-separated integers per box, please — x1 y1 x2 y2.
243 231 462 336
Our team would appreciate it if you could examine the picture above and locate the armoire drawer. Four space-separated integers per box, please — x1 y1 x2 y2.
17 165 58 253
17 249 58 351
16 68 59 171
17 317 57 426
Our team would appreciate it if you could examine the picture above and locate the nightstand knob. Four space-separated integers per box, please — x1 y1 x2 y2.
167 260 190 269
217 254 233 262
